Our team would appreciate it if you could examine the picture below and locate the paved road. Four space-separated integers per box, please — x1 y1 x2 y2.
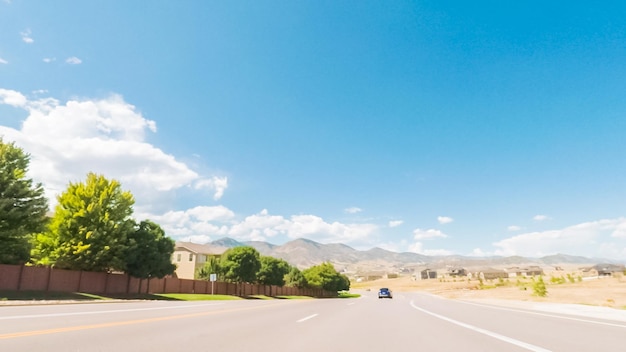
1 290 626 351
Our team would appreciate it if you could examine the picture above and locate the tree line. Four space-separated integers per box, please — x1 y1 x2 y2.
197 246 350 291
0 138 349 291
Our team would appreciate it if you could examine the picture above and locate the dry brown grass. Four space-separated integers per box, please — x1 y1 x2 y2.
352 273 626 309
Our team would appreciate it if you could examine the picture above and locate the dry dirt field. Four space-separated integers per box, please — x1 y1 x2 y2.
352 272 626 309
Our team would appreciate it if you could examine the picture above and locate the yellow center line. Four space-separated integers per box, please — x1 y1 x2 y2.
0 302 282 340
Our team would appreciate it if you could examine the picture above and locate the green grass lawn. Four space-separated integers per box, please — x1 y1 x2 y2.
0 291 329 302
274 295 314 299
0 291 103 301
154 293 243 301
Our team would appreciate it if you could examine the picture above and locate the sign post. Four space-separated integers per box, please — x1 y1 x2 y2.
210 273 217 295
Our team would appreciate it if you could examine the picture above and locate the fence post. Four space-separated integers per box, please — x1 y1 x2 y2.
77 271 83 292
104 272 109 294
16 264 25 291
46 266 52 292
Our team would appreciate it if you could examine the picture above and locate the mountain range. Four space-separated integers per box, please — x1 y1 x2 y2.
208 237 614 274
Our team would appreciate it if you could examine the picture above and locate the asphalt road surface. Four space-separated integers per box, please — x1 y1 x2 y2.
1 290 626 351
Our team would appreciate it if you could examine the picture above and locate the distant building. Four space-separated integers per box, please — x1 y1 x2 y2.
470 267 508 280
447 267 467 277
581 267 599 277
356 271 386 281
593 264 624 276
420 268 437 280
506 266 544 277
172 241 227 280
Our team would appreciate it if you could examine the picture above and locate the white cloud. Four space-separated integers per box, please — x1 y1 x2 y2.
407 228 450 257
185 205 235 222
533 214 550 221
344 207 362 214
0 88 383 249
43 58 56 63
437 216 454 224
408 242 453 256
288 214 377 243
223 209 378 244
228 209 288 240
140 206 234 238
66 57 82 65
413 228 448 240
0 88 228 211
389 220 403 228
20 29 34 44
0 58 7 64
493 218 626 259
612 221 626 238
194 176 228 200
507 225 521 232
250 210 369 242
470 248 488 257
180 234 213 244
0 89 28 106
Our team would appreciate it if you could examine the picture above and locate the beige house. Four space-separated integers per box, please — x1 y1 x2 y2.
172 242 228 280
506 266 544 277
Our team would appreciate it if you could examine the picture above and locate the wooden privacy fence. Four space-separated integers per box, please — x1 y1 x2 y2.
0 264 336 298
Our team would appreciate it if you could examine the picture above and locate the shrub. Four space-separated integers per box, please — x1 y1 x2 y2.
533 276 547 297
550 276 566 284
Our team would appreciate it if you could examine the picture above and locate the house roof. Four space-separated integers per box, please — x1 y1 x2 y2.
175 241 228 255
506 266 543 272
469 267 505 273
593 263 625 271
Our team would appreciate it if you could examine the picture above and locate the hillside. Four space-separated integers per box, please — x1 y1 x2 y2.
208 237 610 274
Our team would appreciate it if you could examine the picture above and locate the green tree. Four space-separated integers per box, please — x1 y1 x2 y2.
256 256 290 286
32 173 135 272
125 220 176 279
0 139 48 264
197 255 222 280
284 266 308 288
302 262 350 291
220 246 261 283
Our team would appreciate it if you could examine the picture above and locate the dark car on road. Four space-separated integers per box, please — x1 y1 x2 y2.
378 287 392 299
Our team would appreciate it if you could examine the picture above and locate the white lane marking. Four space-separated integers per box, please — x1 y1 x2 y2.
410 300 551 352
297 314 318 323
0 303 225 320
459 300 626 329
347 302 356 306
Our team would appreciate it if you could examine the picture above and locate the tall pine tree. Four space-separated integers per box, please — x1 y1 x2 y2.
0 139 48 264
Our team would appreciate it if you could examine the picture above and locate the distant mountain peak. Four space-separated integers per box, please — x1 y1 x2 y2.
210 237 245 248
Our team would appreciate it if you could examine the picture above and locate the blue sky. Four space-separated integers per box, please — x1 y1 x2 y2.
1 1 626 259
